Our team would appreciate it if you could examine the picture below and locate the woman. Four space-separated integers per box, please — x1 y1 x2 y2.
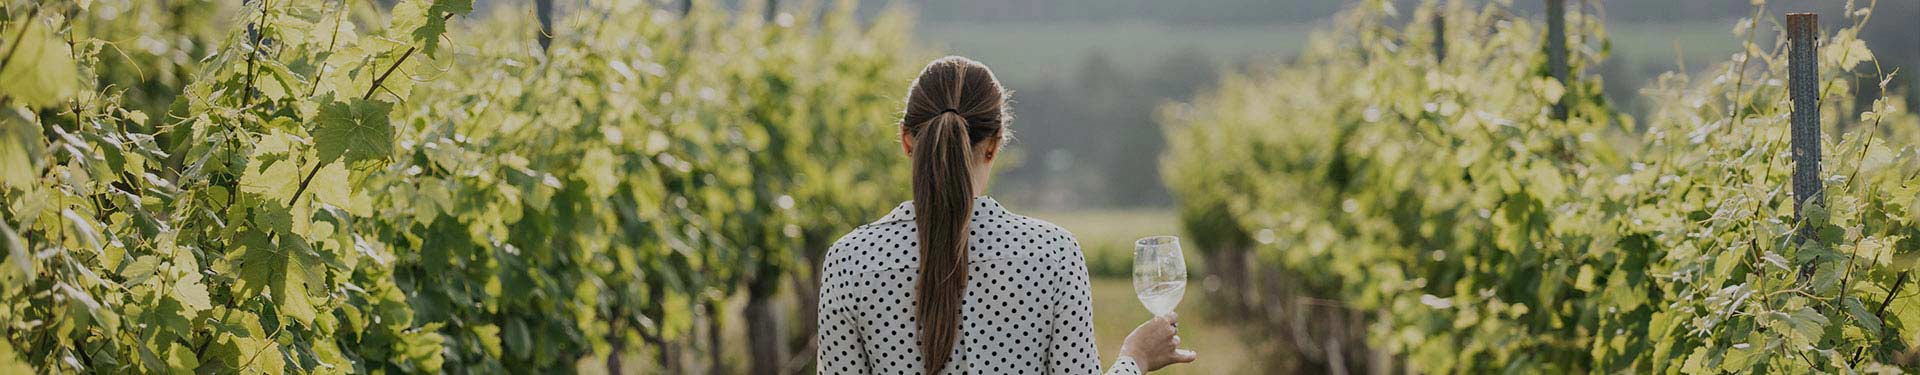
817 56 1197 374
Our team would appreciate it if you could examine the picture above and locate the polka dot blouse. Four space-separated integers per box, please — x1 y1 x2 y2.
817 196 1141 375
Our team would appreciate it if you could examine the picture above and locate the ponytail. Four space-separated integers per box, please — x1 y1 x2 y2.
912 110 974 373
902 56 1006 374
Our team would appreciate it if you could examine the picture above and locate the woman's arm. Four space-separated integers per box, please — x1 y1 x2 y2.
817 255 871 374
1043 239 1141 374
1105 357 1143 375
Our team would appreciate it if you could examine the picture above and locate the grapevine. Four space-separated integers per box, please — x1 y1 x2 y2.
0 0 911 372
1164 0 1920 372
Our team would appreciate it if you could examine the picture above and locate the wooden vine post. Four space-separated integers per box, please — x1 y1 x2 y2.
1787 13 1822 246
1544 0 1568 120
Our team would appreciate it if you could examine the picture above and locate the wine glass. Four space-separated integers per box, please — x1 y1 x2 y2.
1133 236 1187 317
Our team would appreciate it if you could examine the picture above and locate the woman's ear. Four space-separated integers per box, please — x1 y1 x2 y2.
900 131 914 156
980 136 1001 162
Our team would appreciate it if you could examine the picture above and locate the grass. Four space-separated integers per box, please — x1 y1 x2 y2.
1088 277 1267 374
1035 209 1269 373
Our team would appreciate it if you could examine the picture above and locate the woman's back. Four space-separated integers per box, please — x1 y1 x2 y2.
817 56 1182 375
818 197 1112 374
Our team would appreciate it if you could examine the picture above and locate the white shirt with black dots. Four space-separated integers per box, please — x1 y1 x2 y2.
817 196 1142 375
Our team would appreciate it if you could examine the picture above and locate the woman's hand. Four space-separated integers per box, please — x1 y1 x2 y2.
1118 312 1198 371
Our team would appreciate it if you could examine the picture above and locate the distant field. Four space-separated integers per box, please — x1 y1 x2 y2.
1022 209 1184 278
1604 19 1742 69
919 22 1316 85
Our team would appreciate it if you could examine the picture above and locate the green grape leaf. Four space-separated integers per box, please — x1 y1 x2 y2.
232 228 322 326
1679 347 1712 374
1719 339 1764 372
166 343 198 374
504 318 530 360
309 341 350 375
1809 261 1844 294
0 339 31 374
312 99 395 168
120 256 159 285
214 332 284 374
472 324 503 358
580 148 619 198
253 200 296 237
0 20 80 107
410 0 473 54
240 132 301 203
150 294 196 339
61 209 103 252
1573 265 1598 292
311 162 353 213
172 272 214 313
400 323 446 369
58 282 120 334
1844 296 1883 335
1 109 42 191
1 222 29 291
1825 38 1874 70
1761 308 1830 350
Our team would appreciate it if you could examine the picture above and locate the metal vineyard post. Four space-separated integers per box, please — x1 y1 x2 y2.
1787 13 1822 247
1432 0 1446 62
1545 0 1568 120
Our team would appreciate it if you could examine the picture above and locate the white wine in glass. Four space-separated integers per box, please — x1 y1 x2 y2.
1133 236 1187 317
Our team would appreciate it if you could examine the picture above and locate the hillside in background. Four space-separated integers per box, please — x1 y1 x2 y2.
875 0 1919 210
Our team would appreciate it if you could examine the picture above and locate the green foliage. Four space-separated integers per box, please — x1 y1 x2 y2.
408 0 470 54
0 0 911 373
0 15 79 107
1164 0 1920 372
311 99 393 167
0 0 464 371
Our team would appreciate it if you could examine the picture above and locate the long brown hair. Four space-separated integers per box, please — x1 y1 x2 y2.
901 56 1007 373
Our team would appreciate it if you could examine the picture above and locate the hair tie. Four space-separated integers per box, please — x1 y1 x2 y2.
940 108 960 116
